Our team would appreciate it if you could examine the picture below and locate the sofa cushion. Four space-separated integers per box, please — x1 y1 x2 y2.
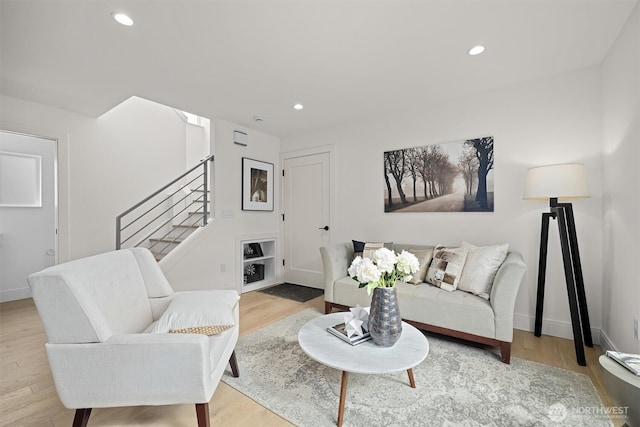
407 248 433 284
330 277 496 339
426 245 468 291
458 242 509 300
333 276 378 309
398 281 496 338
151 290 239 336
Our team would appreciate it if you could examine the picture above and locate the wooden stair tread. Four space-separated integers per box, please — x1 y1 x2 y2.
152 252 167 261
149 237 184 244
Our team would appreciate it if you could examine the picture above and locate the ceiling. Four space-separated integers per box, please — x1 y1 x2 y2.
1 0 637 138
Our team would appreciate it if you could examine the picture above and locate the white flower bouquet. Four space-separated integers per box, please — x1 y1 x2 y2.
348 247 420 295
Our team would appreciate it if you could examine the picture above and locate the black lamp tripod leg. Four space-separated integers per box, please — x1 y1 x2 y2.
556 208 587 366
561 202 593 347
534 213 553 337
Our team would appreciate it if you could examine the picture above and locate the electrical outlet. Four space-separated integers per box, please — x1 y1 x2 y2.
220 263 226 273
634 318 639 341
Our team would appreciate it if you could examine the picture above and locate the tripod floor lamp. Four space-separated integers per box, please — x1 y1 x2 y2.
524 163 592 366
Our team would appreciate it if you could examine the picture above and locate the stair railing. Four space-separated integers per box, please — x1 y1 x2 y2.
116 155 214 254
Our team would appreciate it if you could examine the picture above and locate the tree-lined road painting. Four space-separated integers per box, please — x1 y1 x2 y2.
384 136 494 213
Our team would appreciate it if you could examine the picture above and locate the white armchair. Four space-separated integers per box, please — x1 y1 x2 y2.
27 247 240 427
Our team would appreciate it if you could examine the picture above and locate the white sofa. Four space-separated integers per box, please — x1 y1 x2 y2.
28 247 239 427
320 243 526 363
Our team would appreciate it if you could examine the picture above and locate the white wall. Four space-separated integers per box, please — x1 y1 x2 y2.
160 118 282 293
0 95 188 261
282 66 604 341
602 3 640 354
1 94 281 296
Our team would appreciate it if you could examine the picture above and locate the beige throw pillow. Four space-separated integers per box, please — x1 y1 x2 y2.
151 290 239 336
362 242 385 259
426 245 468 292
407 248 433 285
457 242 509 300
352 241 393 259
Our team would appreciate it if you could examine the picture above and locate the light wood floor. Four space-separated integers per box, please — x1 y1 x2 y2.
0 292 620 427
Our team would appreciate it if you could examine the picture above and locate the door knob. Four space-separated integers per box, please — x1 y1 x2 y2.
318 226 329 230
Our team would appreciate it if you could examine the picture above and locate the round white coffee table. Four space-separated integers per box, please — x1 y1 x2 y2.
298 312 429 427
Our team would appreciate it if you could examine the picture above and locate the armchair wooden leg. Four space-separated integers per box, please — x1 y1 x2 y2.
72 408 92 427
500 342 511 364
229 350 240 377
195 403 210 427
324 301 333 314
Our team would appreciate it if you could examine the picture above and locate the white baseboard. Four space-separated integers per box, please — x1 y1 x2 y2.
0 287 31 303
598 330 617 353
514 313 602 346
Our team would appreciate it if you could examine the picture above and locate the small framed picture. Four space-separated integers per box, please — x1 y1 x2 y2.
242 158 274 211
244 243 264 259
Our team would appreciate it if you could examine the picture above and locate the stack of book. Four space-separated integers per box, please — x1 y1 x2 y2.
327 323 371 346
606 350 640 376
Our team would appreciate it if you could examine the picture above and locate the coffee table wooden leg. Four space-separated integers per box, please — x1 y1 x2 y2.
337 371 348 427
407 368 416 388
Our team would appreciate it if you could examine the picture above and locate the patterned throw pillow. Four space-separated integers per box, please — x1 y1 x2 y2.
426 245 468 292
457 242 509 300
407 248 433 285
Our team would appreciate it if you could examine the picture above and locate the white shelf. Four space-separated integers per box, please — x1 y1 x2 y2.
241 238 277 293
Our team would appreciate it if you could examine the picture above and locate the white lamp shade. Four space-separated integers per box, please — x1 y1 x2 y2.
523 163 590 200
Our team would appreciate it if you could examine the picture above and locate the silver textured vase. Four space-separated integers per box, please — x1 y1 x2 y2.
368 287 402 347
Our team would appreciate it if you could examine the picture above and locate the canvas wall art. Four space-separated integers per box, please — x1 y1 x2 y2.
384 136 494 213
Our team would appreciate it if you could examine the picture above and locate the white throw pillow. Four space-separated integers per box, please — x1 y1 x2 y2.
426 245 468 292
457 242 509 300
151 290 239 336
407 248 433 285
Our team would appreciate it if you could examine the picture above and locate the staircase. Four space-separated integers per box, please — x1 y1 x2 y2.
147 189 210 260
116 156 213 260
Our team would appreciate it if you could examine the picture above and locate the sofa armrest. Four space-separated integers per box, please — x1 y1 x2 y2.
490 251 527 342
320 243 354 302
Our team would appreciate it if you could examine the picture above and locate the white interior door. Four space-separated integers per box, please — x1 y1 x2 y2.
283 152 330 288
0 131 56 302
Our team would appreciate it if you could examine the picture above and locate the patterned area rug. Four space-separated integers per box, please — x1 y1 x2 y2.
257 283 324 303
222 308 612 427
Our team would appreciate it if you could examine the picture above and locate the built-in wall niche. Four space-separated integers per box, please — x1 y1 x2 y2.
238 236 278 293
0 151 42 207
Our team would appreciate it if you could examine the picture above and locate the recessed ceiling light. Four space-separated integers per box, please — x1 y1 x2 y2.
468 45 485 56
113 12 134 26
293 103 304 110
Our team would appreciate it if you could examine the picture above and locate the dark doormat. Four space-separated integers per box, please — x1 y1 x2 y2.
257 283 324 303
